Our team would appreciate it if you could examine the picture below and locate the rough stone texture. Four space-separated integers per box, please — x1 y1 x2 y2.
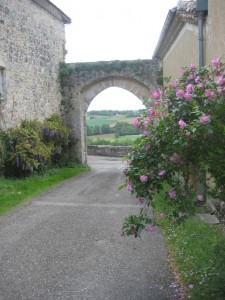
212 200 225 224
0 0 68 129
62 59 161 163
87 145 132 157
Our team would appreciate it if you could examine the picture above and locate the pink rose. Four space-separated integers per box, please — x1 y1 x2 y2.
197 195 203 201
145 117 153 124
200 115 211 125
180 69 185 76
179 119 187 128
127 181 133 191
152 89 161 100
146 145 151 151
186 132 191 138
159 170 166 176
176 89 185 98
140 175 148 183
170 81 178 87
211 58 221 68
188 64 196 72
186 84 194 93
133 117 141 129
170 153 181 163
184 93 193 101
195 76 201 83
149 108 160 117
146 225 156 232
219 77 225 86
168 190 177 199
205 90 216 100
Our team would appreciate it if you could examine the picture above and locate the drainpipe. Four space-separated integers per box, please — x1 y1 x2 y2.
196 0 208 201
196 0 208 67
198 10 204 67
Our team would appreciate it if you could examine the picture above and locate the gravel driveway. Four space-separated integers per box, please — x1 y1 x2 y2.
0 156 181 300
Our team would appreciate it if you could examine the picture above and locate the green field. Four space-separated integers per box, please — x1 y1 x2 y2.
87 134 139 146
86 114 135 127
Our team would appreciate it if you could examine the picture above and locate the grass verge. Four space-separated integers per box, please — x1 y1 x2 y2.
0 165 90 215
153 190 225 299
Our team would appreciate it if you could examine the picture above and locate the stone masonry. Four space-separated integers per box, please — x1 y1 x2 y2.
61 59 161 163
0 0 70 129
0 1 161 164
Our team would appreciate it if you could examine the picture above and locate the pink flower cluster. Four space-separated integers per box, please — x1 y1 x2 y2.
140 175 148 183
152 89 161 100
168 189 177 199
176 83 194 101
146 225 156 232
159 170 166 176
200 114 211 125
179 119 187 128
170 153 182 164
127 181 133 191
133 117 142 129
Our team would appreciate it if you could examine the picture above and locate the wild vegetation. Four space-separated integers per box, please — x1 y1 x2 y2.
0 114 76 178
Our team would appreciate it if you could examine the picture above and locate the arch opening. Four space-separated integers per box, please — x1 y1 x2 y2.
87 87 146 112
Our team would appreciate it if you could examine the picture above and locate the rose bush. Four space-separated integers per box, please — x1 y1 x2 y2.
121 58 225 237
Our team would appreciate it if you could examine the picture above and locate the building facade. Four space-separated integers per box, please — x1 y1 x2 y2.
153 0 225 81
0 0 70 129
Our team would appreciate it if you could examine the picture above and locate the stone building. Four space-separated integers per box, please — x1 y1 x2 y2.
153 0 225 81
0 0 71 129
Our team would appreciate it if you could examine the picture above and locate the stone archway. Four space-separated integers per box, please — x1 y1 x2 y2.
81 76 150 112
61 59 161 163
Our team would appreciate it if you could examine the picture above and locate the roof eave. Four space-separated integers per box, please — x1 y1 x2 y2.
152 8 177 60
32 0 71 24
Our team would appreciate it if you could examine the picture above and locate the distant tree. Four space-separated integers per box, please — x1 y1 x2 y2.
87 125 93 136
93 125 101 135
101 124 111 134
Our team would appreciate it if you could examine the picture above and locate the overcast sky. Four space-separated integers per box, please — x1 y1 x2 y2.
51 0 178 110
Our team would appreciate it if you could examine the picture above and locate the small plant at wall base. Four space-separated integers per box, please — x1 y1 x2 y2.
121 58 225 237
0 114 75 178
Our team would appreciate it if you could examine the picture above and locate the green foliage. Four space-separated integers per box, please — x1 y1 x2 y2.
122 214 152 238
73 60 147 75
0 114 74 178
43 114 71 156
121 59 225 237
59 62 74 87
113 121 141 137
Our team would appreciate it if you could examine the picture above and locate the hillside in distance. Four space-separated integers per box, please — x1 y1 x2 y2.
86 109 144 137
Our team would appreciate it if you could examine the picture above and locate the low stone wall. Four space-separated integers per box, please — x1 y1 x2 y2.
212 199 225 224
87 145 132 157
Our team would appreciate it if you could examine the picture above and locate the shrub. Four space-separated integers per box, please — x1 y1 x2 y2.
0 114 73 178
121 58 225 237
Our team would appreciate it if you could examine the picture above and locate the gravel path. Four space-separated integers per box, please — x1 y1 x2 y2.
0 156 181 300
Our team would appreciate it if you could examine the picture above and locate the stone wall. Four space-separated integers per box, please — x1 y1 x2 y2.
87 145 132 158
0 0 68 129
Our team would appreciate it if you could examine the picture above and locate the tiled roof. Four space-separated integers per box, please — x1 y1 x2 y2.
177 0 196 14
